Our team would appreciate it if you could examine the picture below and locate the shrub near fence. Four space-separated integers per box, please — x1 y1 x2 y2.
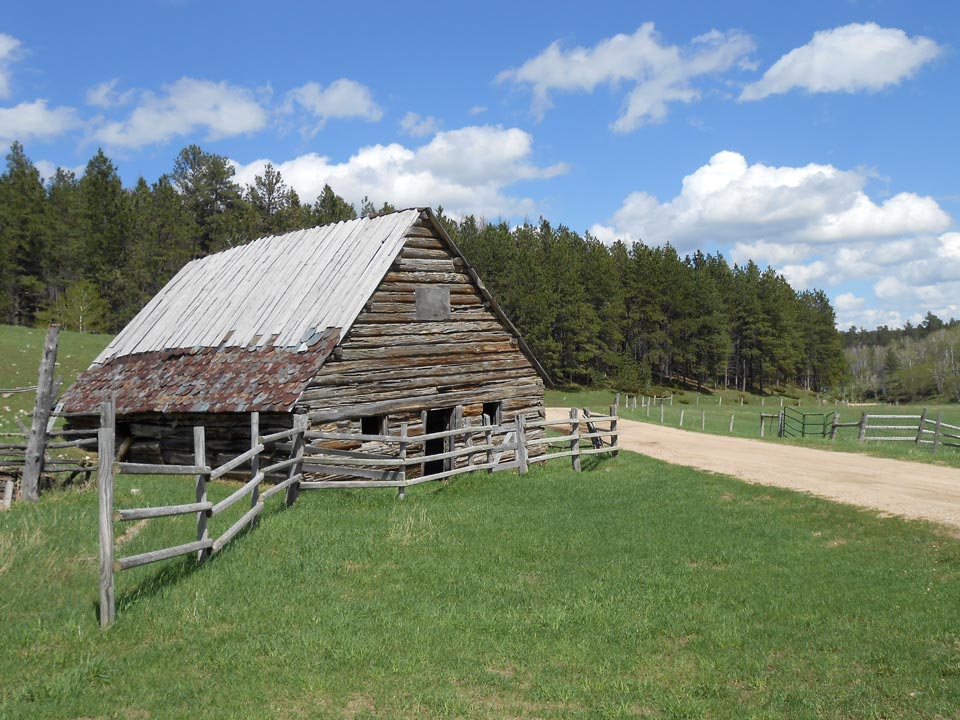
95 402 618 627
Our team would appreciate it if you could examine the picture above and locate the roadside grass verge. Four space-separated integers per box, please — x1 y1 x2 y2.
1 454 958 718
548 388 960 468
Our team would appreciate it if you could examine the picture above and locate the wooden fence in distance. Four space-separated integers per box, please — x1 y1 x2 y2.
96 404 619 627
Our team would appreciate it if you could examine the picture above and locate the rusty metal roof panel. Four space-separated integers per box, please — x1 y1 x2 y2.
60 330 339 415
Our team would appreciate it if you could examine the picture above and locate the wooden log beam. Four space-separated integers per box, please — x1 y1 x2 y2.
210 472 264 516
302 464 405 482
116 501 214 522
114 538 215 572
259 473 302 502
115 462 209 476
209 443 265 480
212 503 264 554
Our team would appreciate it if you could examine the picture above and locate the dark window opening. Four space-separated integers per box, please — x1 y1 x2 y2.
482 401 502 426
423 407 453 477
361 415 386 436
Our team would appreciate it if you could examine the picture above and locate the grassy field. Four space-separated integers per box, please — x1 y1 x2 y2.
547 388 960 469
2 454 959 719
0 325 112 434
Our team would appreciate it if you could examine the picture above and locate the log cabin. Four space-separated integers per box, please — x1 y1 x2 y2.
60 208 548 473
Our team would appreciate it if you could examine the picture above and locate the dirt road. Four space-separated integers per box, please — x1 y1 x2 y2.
546 408 960 530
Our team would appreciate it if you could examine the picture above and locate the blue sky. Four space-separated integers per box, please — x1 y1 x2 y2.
2 0 959 330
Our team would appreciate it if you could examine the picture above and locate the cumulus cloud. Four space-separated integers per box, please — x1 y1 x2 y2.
86 79 134 108
741 23 942 101
231 124 567 219
498 23 755 131
591 150 950 251
283 79 382 136
0 100 81 144
399 111 439 137
92 77 268 148
0 33 21 98
591 151 959 327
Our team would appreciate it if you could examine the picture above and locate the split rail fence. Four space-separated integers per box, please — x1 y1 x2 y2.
1 424 97 509
762 406 960 452
96 403 618 627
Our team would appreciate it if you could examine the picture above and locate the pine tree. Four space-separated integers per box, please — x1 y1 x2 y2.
0 142 48 324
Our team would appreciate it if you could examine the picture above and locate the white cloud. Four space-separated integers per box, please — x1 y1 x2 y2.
936 232 960 260
0 99 81 143
86 79 134 108
731 239 814 266
591 151 959 327
591 150 950 251
284 79 382 136
34 160 77 183
498 23 755 131
781 260 829 289
230 124 567 219
93 77 268 148
741 23 941 101
0 33 22 99
399 111 439 138
468 105 487 116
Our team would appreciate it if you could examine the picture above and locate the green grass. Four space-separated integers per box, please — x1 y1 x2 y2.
548 388 960 469
0 325 112 433
2 455 959 718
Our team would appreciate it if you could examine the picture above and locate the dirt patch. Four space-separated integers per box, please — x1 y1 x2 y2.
547 408 960 530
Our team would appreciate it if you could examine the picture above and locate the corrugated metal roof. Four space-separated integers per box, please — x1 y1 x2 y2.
93 209 421 364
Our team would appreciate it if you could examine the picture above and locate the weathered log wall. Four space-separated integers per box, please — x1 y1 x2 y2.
301 216 545 458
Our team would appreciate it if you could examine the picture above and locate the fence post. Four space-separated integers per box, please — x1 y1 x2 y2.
483 415 494 474
568 408 581 472
615 392 620 410
760 415 765 438
21 324 60 502
609 404 619 458
701 410 705 431
194 426 210 564
1 480 12 510
932 411 943 454
719 396 722 406
659 404 664 424
646 402 650 417
729 414 735 433
915 408 928 446
679 409 684 428
249 412 260 514
97 399 116 628
858 413 868 445
398 422 409 498
829 412 840 440
515 415 528 474
286 415 307 507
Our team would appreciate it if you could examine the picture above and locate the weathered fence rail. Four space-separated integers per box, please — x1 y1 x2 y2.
96 404 619 626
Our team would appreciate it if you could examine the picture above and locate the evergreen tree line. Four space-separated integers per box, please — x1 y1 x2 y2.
441 215 845 392
0 142 376 333
0 141 845 392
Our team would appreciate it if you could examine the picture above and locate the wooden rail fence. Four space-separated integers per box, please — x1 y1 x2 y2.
1 425 98 506
96 403 618 626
